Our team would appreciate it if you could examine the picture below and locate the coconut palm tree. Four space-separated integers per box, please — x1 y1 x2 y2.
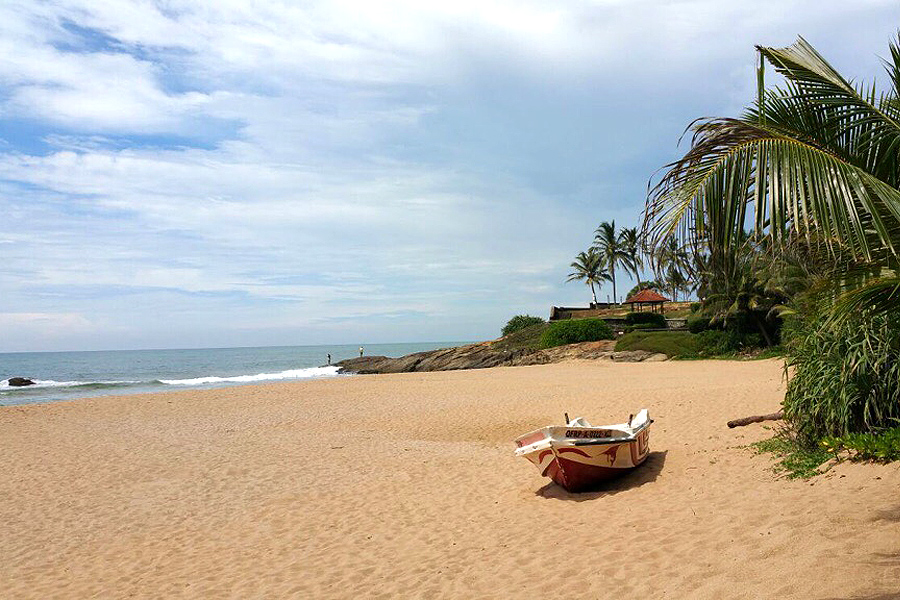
593 221 631 304
642 33 900 439
566 248 610 304
653 236 692 300
620 227 644 293
643 35 900 318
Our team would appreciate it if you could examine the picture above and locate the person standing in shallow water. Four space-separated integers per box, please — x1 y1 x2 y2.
327 353 331 365
359 346 364 357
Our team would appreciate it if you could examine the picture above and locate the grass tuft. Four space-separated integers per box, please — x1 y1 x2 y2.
614 331 698 358
490 322 548 352
751 434 831 479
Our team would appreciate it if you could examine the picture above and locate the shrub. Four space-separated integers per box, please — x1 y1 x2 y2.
690 302 702 313
723 310 779 348
540 318 614 348
752 435 831 479
624 323 657 333
783 308 900 446
686 314 711 333
821 427 900 462
695 330 730 355
492 322 547 352
502 315 545 337
624 312 667 328
614 331 698 358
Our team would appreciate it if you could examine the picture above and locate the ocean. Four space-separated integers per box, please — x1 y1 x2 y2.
0 342 472 406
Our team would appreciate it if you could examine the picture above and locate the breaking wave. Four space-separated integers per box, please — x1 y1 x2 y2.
0 379 140 390
1 367 340 393
158 366 341 386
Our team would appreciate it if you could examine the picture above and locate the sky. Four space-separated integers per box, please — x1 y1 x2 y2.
1 1 899 352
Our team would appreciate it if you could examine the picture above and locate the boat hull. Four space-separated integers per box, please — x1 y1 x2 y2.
545 454 633 492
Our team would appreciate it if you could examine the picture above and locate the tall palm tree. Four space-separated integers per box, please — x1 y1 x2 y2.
665 267 687 302
567 248 610 304
593 221 630 304
643 35 900 318
620 227 644 293
654 236 691 300
641 34 900 440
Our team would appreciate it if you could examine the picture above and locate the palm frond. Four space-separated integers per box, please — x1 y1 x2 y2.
645 35 900 271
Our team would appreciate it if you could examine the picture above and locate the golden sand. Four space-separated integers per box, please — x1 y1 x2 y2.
1 359 898 599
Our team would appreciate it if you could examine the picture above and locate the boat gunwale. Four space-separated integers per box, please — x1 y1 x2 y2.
514 420 652 455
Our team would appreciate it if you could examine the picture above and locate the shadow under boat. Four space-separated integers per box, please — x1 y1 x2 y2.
535 450 667 501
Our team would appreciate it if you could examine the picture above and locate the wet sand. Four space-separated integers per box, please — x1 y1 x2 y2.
2 359 898 599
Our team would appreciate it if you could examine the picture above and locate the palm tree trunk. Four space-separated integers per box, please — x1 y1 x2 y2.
752 312 774 346
611 268 617 305
590 283 597 304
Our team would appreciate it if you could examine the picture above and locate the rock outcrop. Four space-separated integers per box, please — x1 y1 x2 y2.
335 340 665 374
610 351 668 362
7 377 36 387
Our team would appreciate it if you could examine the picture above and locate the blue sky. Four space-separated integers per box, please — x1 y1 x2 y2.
1 1 899 352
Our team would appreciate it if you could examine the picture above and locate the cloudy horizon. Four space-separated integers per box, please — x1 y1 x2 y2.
2 1 898 352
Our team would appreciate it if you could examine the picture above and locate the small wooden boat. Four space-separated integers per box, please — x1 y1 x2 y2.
514 409 652 492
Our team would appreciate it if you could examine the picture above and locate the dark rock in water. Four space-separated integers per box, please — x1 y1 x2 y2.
7 377 36 387
335 340 618 375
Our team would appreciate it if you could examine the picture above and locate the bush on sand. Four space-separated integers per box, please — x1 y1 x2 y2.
540 318 614 348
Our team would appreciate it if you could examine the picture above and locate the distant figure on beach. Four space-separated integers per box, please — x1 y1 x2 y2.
359 346 364 357
327 353 331 365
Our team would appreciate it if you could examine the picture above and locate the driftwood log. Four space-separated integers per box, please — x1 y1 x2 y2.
727 411 784 428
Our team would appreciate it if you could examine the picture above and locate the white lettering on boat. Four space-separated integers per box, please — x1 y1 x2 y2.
565 429 614 439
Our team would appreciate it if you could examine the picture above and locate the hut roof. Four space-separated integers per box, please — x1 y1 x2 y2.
625 289 671 304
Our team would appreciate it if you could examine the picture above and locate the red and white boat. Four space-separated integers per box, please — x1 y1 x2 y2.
514 409 652 492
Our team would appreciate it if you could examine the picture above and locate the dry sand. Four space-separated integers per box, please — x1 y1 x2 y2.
1 359 899 599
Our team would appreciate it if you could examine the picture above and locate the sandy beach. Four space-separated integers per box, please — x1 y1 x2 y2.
2 359 898 599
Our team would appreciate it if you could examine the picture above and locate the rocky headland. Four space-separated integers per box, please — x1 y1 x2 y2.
336 340 666 374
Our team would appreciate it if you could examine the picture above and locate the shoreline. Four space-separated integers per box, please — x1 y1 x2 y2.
2 359 898 598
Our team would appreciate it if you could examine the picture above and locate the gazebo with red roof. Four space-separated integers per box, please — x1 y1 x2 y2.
625 289 671 313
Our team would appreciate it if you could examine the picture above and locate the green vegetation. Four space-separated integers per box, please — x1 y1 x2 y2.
501 314 545 337
822 427 900 462
566 249 609 305
624 311 666 328
753 427 900 479
556 34 900 469
615 331 697 357
693 330 730 356
540 318 614 348
566 223 652 306
686 313 711 333
752 435 831 479
637 33 900 464
783 308 900 446
619 226 644 295
593 221 630 304
492 322 548 352
615 329 782 359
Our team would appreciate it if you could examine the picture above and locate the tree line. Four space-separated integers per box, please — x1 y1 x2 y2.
566 221 691 304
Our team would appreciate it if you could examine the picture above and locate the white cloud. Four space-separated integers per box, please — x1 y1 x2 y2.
0 313 93 350
1 0 899 349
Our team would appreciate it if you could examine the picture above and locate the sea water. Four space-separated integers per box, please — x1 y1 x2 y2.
0 342 471 406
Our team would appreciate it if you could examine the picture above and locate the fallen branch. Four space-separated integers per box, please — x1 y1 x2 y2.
727 411 784 428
